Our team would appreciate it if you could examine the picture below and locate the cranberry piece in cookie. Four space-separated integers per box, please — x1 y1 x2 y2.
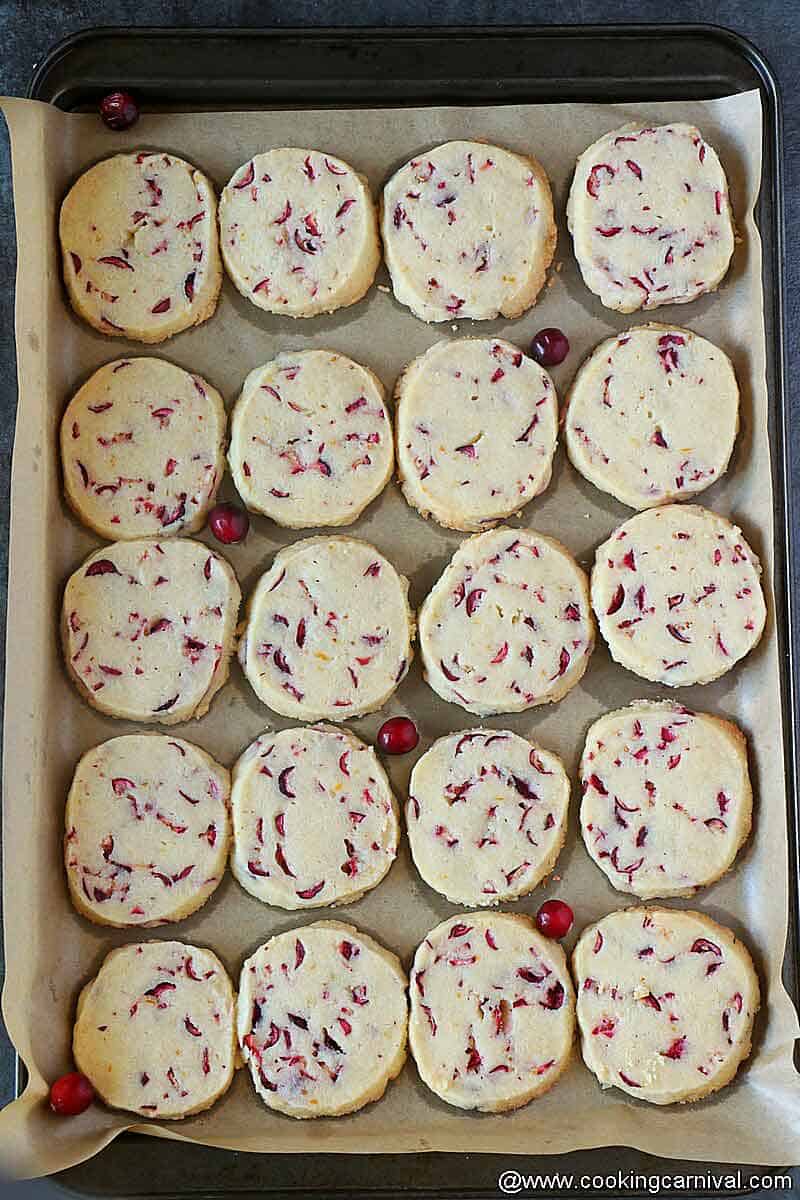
573 907 759 1104
409 912 575 1112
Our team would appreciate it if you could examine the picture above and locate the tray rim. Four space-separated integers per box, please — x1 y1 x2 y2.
8 17 797 1196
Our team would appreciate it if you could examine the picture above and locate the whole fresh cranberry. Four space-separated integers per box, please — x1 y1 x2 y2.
49 1071 95 1116
530 327 570 367
99 91 140 131
377 716 419 755
535 899 574 940
208 502 249 545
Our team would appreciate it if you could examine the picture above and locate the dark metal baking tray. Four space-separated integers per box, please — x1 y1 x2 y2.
19 22 795 1199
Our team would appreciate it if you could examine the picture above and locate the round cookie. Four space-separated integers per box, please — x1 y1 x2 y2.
580 702 752 899
407 729 569 905
395 338 558 531
65 735 231 927
238 920 407 1118
62 539 241 724
591 504 766 687
239 537 413 722
566 325 739 509
419 526 594 716
567 122 735 313
231 725 398 909
219 149 379 317
409 912 575 1112
573 907 759 1105
73 941 236 1119
61 357 226 540
60 150 222 343
382 140 555 323
229 349 393 528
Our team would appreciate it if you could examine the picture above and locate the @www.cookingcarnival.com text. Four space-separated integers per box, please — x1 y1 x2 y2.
496 1168 794 1194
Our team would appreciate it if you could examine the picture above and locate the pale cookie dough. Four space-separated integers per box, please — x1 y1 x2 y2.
61 357 226 540
65 735 231 927
395 338 558 531
219 149 379 317
238 921 407 1118
381 140 556 322
407 729 569 905
566 325 739 509
60 151 222 342
419 526 594 716
591 504 766 687
580 701 752 899
409 912 575 1112
573 907 759 1104
567 122 735 313
229 349 392 528
231 725 398 909
62 539 241 724
73 941 236 1119
239 537 413 721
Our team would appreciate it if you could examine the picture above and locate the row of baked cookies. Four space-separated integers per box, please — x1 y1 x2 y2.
59 123 735 343
65 704 751 931
72 906 759 1122
61 513 766 731
61 324 740 547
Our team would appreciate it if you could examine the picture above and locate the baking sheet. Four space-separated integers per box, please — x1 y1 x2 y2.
0 89 798 1179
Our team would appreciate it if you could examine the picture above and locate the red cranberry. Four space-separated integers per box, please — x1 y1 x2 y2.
377 716 419 755
49 1072 95 1116
99 91 140 131
535 899 574 940
530 327 570 367
207 502 249 545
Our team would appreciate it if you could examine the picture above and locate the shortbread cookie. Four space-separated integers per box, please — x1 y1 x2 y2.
219 149 379 317
61 357 226 540
231 725 398 909
419 526 594 715
65 735 231 927
62 539 241 724
73 941 236 1119
238 921 407 1118
60 151 222 342
409 913 575 1112
567 123 735 313
229 349 392 528
580 702 752 899
407 729 569 905
239 537 413 721
395 338 558 531
591 505 766 687
382 140 556 322
573 907 759 1105
566 326 739 509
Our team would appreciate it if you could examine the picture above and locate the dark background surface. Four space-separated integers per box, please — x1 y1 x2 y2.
0 0 798 1195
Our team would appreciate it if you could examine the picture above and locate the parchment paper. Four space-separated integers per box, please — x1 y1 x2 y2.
0 90 798 1179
